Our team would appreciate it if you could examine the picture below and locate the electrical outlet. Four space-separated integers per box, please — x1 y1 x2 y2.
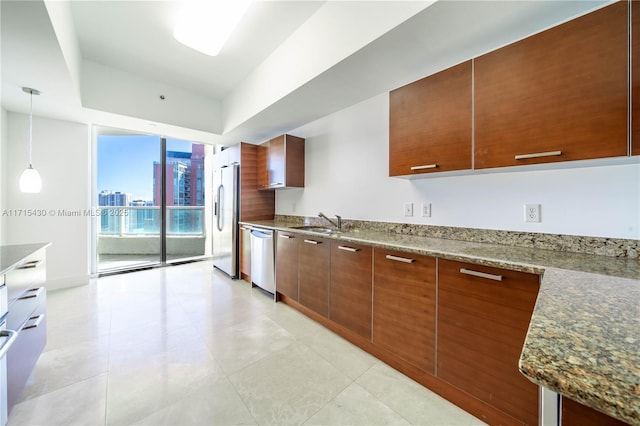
525 204 541 223
404 202 413 217
422 202 431 218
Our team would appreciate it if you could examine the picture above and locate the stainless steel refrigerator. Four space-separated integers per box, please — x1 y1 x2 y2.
212 164 239 278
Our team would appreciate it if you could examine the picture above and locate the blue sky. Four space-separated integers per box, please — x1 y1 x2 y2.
97 135 192 201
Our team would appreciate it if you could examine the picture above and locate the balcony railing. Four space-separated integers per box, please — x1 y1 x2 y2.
97 206 207 265
99 206 205 236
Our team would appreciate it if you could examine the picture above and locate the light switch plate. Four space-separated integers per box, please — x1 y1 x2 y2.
404 202 413 217
422 202 431 218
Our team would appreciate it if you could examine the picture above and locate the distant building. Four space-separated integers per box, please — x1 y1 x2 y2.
152 144 205 233
153 145 204 207
98 190 131 206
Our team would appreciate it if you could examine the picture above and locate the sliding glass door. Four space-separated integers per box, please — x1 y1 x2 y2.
95 130 209 273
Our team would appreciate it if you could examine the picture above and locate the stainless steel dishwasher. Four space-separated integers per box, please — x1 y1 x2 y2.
249 227 275 296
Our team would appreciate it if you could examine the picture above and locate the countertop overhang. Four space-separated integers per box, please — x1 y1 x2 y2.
242 220 640 425
0 242 51 275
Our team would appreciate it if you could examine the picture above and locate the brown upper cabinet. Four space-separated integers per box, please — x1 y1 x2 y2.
474 1 628 169
389 61 472 176
257 134 305 190
633 0 640 156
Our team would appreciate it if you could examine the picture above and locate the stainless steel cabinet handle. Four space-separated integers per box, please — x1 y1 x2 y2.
410 164 437 171
279 235 293 239
338 246 359 252
514 151 562 160
269 182 283 186
22 314 44 331
18 287 44 300
17 260 43 269
385 254 415 264
460 268 503 281
0 329 18 358
304 239 320 245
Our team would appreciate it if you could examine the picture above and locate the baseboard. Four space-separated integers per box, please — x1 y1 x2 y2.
45 274 91 291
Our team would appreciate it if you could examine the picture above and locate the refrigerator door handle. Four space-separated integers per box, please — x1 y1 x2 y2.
216 184 224 232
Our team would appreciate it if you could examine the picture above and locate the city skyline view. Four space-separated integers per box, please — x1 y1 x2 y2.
97 134 194 202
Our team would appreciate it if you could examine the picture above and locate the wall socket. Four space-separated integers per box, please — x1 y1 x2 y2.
422 202 431 218
525 204 541 223
404 202 414 217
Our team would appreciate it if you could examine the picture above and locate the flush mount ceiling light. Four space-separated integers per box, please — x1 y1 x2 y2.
173 0 252 56
19 87 42 193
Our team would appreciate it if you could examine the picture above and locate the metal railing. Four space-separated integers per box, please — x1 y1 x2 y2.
99 206 204 236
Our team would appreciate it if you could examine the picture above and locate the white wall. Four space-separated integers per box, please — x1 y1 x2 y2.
0 108 7 244
3 112 90 289
278 93 640 240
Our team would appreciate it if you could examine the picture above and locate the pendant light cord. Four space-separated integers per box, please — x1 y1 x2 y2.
28 90 33 167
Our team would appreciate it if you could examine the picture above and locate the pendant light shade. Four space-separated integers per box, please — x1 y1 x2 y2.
20 87 41 193
19 165 42 193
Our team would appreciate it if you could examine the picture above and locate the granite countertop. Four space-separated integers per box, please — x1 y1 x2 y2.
242 219 640 425
0 242 51 275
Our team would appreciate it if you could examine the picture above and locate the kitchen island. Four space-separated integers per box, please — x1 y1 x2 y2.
0 242 50 422
241 218 639 425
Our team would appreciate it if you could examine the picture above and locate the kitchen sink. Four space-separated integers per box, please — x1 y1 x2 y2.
290 226 341 234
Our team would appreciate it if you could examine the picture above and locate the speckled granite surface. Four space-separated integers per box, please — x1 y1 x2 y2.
276 215 639 258
242 218 640 424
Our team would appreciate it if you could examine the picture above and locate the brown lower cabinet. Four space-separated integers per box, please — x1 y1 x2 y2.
276 238 553 425
329 241 373 340
298 236 330 317
372 249 436 373
561 397 631 426
275 231 298 300
437 259 540 425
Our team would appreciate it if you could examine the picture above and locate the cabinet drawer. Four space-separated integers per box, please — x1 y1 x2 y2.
7 300 46 413
373 249 436 373
6 287 46 331
5 249 46 304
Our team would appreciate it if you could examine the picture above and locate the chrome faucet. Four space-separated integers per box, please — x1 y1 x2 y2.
318 212 342 231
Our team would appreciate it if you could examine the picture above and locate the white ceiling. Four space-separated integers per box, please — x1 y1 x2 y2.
1 0 611 146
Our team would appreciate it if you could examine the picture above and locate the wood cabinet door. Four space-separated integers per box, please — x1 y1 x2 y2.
474 2 628 169
275 231 298 300
283 135 305 188
561 397 629 426
239 143 275 221
330 241 373 339
267 135 285 188
256 143 270 190
389 61 472 176
299 236 330 317
633 0 640 156
437 259 540 425
373 249 436 373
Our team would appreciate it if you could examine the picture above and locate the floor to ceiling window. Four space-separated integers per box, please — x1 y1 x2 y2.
94 129 210 273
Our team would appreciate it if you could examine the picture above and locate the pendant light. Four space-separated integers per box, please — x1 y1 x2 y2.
19 87 42 193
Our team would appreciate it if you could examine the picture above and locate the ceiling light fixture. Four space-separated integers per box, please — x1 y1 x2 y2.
173 0 252 56
19 87 42 193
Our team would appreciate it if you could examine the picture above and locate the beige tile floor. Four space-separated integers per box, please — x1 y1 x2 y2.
8 260 486 426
